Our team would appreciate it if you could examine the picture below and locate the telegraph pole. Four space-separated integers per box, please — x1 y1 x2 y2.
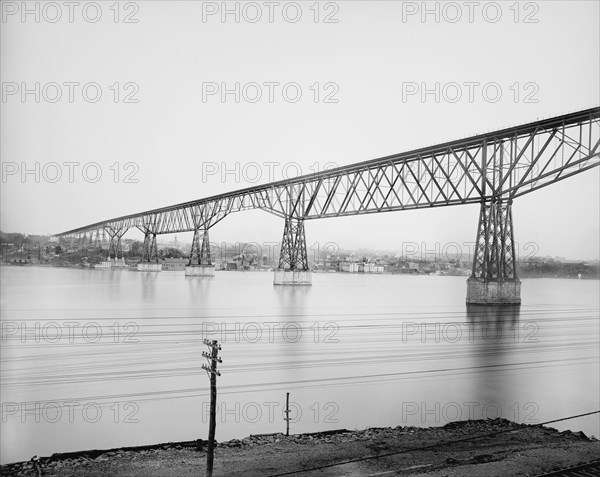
285 392 290 436
202 339 222 477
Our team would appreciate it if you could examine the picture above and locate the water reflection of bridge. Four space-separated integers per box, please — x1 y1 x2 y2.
57 107 600 305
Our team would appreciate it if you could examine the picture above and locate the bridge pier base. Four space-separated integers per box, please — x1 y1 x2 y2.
466 278 521 305
274 217 312 286
138 263 162 272
111 257 127 268
466 200 520 305
185 265 215 277
273 269 312 285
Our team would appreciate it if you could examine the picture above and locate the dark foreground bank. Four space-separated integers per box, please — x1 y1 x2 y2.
2 419 598 477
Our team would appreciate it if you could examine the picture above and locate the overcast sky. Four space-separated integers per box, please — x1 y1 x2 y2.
1 1 599 260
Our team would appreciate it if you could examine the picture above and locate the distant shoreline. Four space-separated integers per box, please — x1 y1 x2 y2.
2 262 599 280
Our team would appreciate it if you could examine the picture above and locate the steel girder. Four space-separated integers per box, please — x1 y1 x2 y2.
140 231 159 263
188 228 212 266
90 229 103 249
56 108 599 239
105 226 127 260
471 200 517 281
278 218 309 271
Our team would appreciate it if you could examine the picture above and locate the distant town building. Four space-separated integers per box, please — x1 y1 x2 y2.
340 262 359 273
359 263 384 273
8 257 31 265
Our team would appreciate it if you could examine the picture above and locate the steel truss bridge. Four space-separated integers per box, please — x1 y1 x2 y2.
57 107 600 303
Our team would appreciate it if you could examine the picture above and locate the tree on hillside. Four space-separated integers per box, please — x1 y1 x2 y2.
160 247 186 259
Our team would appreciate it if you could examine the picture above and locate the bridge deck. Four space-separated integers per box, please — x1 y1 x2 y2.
57 107 600 237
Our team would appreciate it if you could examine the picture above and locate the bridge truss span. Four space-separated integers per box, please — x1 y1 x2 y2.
57 107 600 303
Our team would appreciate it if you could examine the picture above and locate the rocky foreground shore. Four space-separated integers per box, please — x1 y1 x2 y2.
2 419 598 477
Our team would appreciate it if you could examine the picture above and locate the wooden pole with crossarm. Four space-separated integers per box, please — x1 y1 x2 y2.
202 339 222 477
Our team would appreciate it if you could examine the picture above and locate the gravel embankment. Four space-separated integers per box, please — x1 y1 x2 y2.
2 419 598 477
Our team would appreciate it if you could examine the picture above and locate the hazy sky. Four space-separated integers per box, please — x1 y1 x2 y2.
1 1 599 259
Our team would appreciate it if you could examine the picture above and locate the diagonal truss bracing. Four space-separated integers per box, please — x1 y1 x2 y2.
58 107 599 239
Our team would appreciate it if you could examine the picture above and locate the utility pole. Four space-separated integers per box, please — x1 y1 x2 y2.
202 339 222 477
285 392 290 436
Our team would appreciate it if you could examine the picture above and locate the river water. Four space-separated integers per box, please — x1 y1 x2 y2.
1 266 598 464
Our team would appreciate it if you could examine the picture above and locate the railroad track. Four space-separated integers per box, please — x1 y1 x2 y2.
536 460 600 477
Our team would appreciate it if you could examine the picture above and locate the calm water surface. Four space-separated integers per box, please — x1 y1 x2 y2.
1 266 598 464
